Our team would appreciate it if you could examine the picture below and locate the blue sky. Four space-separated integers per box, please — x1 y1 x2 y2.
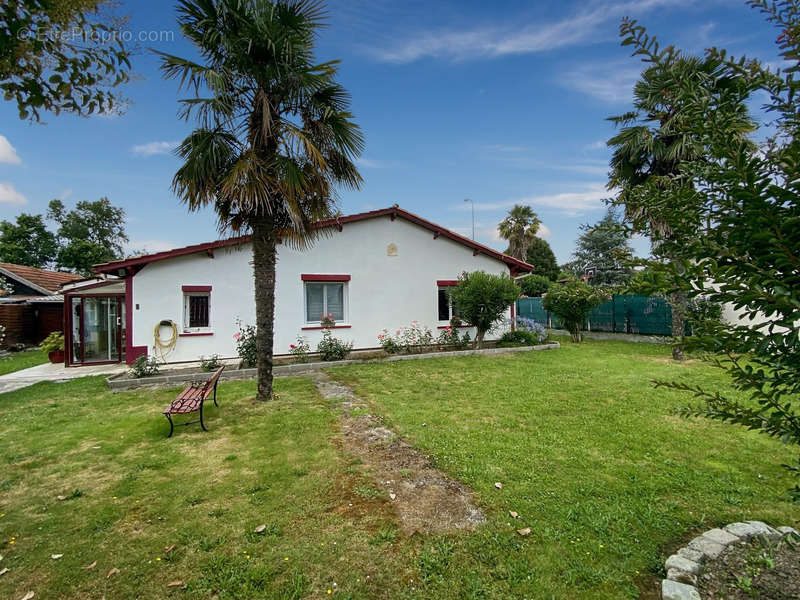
0 0 781 264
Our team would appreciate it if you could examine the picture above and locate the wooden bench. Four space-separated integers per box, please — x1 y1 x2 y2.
163 366 224 437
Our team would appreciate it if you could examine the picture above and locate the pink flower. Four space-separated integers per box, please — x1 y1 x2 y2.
233 332 242 341
396 329 401 335
445 326 451 331
290 344 296 349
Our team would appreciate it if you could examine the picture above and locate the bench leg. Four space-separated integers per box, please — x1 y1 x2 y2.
212 383 219 407
200 403 208 432
165 414 174 438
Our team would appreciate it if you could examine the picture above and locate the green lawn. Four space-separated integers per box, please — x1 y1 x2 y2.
0 340 796 600
0 348 48 376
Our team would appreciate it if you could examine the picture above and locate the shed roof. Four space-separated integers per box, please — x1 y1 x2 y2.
0 263 83 295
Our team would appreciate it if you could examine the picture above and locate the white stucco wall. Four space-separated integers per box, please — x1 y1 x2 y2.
130 215 514 363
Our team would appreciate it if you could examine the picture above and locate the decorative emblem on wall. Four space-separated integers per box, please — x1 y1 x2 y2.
386 243 398 256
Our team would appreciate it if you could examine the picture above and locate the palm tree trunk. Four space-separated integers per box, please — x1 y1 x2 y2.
475 328 485 349
670 290 687 361
251 215 277 401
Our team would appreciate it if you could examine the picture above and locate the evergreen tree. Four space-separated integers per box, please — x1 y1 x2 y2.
524 237 559 281
566 207 634 287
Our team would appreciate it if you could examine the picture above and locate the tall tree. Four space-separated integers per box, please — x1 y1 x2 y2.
615 1 800 499
1 0 131 121
498 204 541 261
524 236 559 281
607 34 755 359
0 213 58 267
566 207 634 287
159 0 363 401
48 197 128 275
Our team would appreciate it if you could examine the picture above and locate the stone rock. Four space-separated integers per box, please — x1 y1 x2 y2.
662 579 701 600
745 520 781 541
687 536 725 559
702 528 739 546
665 554 701 575
667 568 698 586
778 526 799 537
677 546 706 564
724 522 762 540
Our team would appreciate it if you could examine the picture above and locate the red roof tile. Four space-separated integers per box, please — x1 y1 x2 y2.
0 263 83 294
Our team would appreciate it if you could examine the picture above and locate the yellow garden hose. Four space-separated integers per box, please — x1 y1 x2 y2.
153 320 178 362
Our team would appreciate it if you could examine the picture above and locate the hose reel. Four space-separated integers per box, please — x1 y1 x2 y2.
153 319 178 362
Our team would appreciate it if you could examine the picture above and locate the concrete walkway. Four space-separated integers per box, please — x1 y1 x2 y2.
0 362 128 395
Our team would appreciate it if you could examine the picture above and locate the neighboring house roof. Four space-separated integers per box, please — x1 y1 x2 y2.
92 206 534 275
0 263 83 295
0 295 64 304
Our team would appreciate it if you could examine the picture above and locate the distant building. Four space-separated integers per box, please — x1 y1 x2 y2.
0 263 82 347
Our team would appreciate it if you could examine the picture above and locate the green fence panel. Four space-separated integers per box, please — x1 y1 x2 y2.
517 297 548 326
516 294 673 336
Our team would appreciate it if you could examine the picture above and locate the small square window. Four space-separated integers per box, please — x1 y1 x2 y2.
184 293 210 330
305 282 346 323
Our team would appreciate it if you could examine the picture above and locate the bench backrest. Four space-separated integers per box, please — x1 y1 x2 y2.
201 366 225 395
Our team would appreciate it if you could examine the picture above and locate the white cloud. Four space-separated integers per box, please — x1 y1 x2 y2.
559 61 643 104
467 183 611 216
0 182 27 205
356 157 404 169
131 141 177 157
368 0 691 63
356 158 385 168
583 140 607 151
537 223 552 239
0 136 21 165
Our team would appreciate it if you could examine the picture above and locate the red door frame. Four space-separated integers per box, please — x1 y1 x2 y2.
64 293 125 367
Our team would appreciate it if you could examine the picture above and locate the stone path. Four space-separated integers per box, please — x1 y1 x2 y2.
313 371 484 534
0 362 127 395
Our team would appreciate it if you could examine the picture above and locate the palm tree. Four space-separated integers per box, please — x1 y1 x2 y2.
607 50 754 360
498 204 541 261
158 0 363 400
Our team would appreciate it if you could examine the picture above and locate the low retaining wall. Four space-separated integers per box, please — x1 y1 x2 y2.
661 521 798 599
107 342 560 390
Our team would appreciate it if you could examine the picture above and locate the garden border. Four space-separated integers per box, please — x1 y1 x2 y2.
106 342 560 390
661 521 799 599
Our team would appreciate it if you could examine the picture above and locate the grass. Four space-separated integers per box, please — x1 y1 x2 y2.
0 348 48 376
0 339 796 599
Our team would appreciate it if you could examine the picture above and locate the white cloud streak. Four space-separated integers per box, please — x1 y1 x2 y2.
466 183 611 216
559 61 643 104
368 0 692 63
0 135 21 165
131 141 177 157
0 182 27 205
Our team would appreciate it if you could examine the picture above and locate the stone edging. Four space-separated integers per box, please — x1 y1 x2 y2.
106 342 560 390
661 521 799 599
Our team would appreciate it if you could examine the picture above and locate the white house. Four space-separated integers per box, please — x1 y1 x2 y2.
60 206 532 366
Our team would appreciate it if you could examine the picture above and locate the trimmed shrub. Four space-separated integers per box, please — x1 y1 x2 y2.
542 281 609 342
518 274 552 297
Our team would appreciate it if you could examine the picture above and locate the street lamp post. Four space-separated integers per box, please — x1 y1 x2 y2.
464 198 474 240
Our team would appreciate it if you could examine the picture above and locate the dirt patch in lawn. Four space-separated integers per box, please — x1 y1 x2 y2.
313 372 484 535
697 535 800 599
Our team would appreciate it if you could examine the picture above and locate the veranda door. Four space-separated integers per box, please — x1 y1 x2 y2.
70 296 124 364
